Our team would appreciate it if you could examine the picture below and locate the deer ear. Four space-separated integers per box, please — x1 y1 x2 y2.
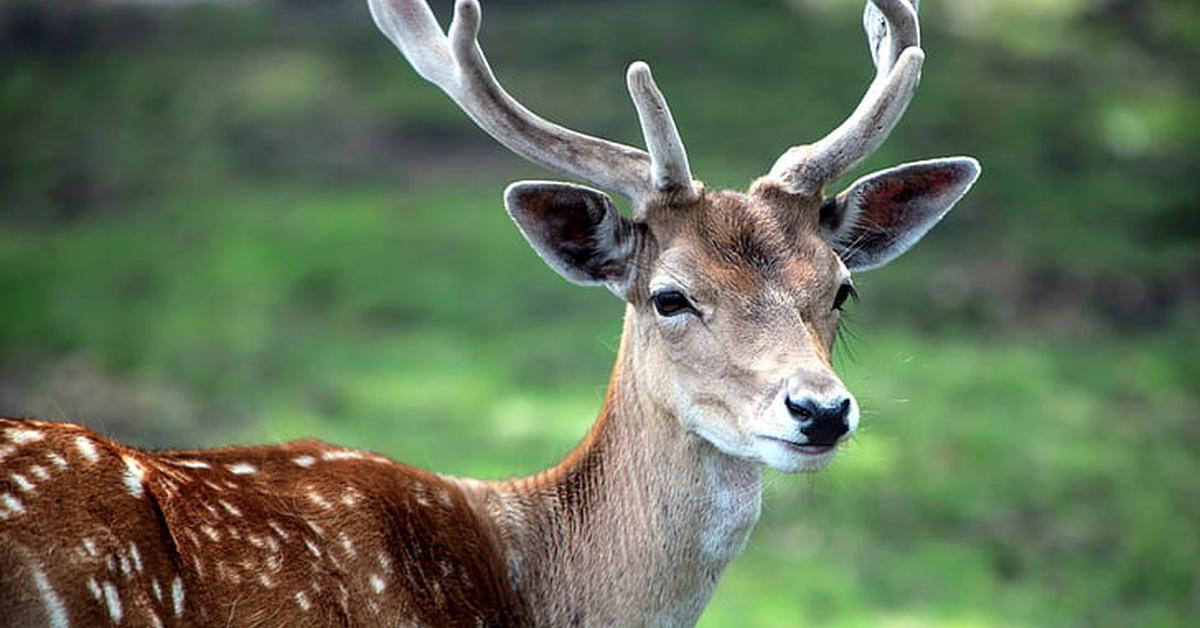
505 181 639 295
821 157 980 272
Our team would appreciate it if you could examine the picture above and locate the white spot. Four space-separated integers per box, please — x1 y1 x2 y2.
267 520 290 540
129 543 143 573
6 428 44 445
87 577 102 600
338 532 357 558
82 538 98 557
369 573 386 594
226 463 256 475
0 444 15 461
29 465 50 481
368 599 381 615
200 524 221 542
307 491 331 510
0 492 24 517
248 534 265 548
171 576 185 617
202 480 224 492
264 535 280 553
320 450 363 462
118 552 131 577
74 436 99 463
219 500 242 517
258 573 276 589
102 581 123 623
151 578 162 602
226 526 241 540
146 611 164 628
30 562 69 628
202 502 220 518
122 456 145 498
378 553 392 574
174 460 210 469
292 455 316 468
294 591 311 612
46 453 68 470
340 487 363 507
105 554 117 572
438 560 452 575
304 539 322 558
10 473 34 493
265 554 283 572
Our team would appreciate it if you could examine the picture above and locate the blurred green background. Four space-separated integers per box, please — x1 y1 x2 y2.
1 0 1197 625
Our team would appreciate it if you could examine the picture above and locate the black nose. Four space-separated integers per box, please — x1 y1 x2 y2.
785 396 851 445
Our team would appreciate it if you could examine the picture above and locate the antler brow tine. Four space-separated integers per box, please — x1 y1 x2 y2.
368 0 697 203
627 62 697 201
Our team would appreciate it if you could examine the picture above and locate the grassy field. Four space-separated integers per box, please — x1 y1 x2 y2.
2 0 1198 625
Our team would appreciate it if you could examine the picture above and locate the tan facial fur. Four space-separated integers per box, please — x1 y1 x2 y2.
629 187 858 473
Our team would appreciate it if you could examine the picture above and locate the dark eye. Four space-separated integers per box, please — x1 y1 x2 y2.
833 283 858 311
651 290 696 317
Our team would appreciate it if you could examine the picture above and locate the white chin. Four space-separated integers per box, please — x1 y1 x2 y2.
760 439 839 473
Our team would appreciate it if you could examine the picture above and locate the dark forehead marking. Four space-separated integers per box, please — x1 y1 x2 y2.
694 190 794 276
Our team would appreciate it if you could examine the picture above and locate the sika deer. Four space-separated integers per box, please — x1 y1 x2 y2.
1 0 978 625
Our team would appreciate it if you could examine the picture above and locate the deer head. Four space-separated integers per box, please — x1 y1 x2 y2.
369 0 979 473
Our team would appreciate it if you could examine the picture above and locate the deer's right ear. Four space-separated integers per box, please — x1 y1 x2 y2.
505 181 640 295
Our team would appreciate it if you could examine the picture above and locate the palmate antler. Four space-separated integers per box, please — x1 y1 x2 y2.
367 0 697 203
369 0 923 204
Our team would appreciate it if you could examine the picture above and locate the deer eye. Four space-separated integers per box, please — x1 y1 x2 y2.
651 290 697 317
833 283 858 311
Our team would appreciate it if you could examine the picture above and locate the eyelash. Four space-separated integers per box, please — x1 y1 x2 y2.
833 283 858 311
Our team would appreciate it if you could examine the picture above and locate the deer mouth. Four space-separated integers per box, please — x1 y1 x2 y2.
759 436 837 456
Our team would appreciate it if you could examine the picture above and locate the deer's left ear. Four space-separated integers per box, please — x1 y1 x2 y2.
505 181 640 297
821 157 980 272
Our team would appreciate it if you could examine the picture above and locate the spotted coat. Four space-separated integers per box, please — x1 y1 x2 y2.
0 419 524 627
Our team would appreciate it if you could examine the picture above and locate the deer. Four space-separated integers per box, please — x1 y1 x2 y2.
0 0 978 625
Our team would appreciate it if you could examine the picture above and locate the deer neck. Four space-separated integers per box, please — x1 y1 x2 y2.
471 310 764 626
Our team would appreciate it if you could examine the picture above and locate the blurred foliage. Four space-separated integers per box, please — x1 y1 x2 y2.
0 0 1197 625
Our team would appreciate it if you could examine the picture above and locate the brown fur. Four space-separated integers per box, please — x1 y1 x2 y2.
0 419 524 626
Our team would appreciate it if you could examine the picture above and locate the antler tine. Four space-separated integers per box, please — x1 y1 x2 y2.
370 0 700 203
627 62 698 201
766 0 923 197
864 0 919 77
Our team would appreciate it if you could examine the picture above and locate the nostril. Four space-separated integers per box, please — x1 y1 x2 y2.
835 398 851 422
784 397 815 421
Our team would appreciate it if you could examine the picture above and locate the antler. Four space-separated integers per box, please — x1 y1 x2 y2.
368 0 697 202
766 0 923 197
